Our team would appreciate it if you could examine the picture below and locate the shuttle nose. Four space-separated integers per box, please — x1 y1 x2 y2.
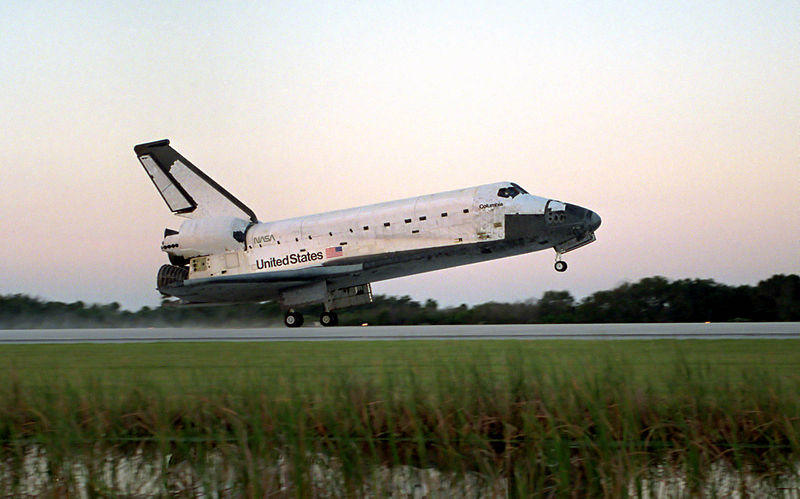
588 211 601 232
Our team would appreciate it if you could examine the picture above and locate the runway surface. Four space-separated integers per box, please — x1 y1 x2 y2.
0 323 798 343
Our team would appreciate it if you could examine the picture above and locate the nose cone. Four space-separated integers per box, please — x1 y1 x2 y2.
588 210 601 232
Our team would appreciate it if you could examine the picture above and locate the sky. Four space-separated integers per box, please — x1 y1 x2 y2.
1 1 798 310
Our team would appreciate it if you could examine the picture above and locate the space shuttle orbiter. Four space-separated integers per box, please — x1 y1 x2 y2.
135 139 601 327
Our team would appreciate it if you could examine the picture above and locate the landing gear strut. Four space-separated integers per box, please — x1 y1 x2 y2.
554 254 568 272
284 310 304 328
320 311 339 327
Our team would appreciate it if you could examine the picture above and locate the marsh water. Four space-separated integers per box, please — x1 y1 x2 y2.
3 447 799 497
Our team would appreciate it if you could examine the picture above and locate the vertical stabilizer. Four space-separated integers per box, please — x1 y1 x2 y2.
134 139 258 222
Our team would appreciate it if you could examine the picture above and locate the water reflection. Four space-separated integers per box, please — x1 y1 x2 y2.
2 447 799 497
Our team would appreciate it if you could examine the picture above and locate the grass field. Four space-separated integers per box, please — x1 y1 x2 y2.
1 339 799 496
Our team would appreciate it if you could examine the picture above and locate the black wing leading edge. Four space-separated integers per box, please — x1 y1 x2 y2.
134 139 258 222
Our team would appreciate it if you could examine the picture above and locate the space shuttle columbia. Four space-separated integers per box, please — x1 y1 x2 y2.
135 140 601 327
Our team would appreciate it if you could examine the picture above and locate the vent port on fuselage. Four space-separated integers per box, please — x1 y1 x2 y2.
190 257 209 273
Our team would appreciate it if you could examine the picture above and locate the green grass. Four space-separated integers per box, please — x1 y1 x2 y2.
1 339 799 496
5 339 799 385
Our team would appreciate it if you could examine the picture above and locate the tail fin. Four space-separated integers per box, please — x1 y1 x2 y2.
134 139 258 222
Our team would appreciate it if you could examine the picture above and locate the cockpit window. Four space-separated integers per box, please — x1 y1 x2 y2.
510 182 528 194
498 186 521 198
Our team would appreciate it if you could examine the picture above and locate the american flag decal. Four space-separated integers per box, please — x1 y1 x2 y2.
325 246 343 258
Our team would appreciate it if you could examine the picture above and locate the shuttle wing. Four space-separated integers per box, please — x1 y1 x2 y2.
134 139 258 222
185 263 364 287
162 262 365 304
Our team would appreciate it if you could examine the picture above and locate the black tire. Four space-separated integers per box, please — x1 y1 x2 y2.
320 311 339 327
554 260 568 272
284 311 304 328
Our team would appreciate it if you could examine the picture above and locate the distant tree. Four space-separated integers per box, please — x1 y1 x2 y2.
537 291 576 323
576 276 750 323
0 274 797 328
753 274 800 321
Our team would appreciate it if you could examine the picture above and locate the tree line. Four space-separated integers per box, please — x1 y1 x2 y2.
0 274 797 329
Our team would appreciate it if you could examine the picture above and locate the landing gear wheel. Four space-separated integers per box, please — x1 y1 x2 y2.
320 311 339 327
554 260 568 272
284 311 304 328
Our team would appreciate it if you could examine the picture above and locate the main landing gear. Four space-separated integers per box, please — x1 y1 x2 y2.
283 310 339 328
320 311 339 327
284 310 304 328
554 253 568 272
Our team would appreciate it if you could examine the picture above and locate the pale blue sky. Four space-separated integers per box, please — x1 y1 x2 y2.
1 1 797 309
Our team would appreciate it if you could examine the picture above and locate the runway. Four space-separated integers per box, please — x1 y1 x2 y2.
0 323 798 343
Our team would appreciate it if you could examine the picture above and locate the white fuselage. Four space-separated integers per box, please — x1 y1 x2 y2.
182 183 547 282
157 180 599 306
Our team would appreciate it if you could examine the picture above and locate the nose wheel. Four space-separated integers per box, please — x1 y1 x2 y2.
554 254 568 272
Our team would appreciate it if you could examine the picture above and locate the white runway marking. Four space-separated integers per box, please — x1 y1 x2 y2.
0 323 798 343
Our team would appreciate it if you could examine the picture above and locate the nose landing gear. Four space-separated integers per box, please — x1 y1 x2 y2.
554 253 568 272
